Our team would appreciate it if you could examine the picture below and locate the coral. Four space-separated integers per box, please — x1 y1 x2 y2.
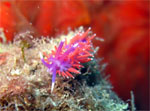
0 27 130 111
0 52 8 65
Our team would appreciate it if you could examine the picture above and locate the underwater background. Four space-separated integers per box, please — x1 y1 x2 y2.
0 0 149 110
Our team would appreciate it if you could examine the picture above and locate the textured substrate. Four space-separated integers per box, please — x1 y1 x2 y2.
0 28 128 111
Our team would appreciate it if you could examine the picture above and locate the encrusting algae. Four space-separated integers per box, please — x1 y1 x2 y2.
0 27 129 111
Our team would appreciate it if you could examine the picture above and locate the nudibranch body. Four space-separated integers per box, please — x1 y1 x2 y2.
40 28 96 92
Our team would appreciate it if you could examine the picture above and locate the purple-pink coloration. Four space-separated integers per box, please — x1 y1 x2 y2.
40 28 95 92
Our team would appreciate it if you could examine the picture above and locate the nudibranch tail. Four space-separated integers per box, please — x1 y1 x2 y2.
51 69 56 93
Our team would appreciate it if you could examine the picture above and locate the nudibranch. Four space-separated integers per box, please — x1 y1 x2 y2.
40 28 96 92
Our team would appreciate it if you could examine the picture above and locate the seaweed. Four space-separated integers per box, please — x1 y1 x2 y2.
0 27 131 111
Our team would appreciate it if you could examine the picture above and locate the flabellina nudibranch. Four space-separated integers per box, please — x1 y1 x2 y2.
40 28 96 92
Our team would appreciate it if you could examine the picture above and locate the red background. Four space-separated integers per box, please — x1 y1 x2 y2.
0 0 149 110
